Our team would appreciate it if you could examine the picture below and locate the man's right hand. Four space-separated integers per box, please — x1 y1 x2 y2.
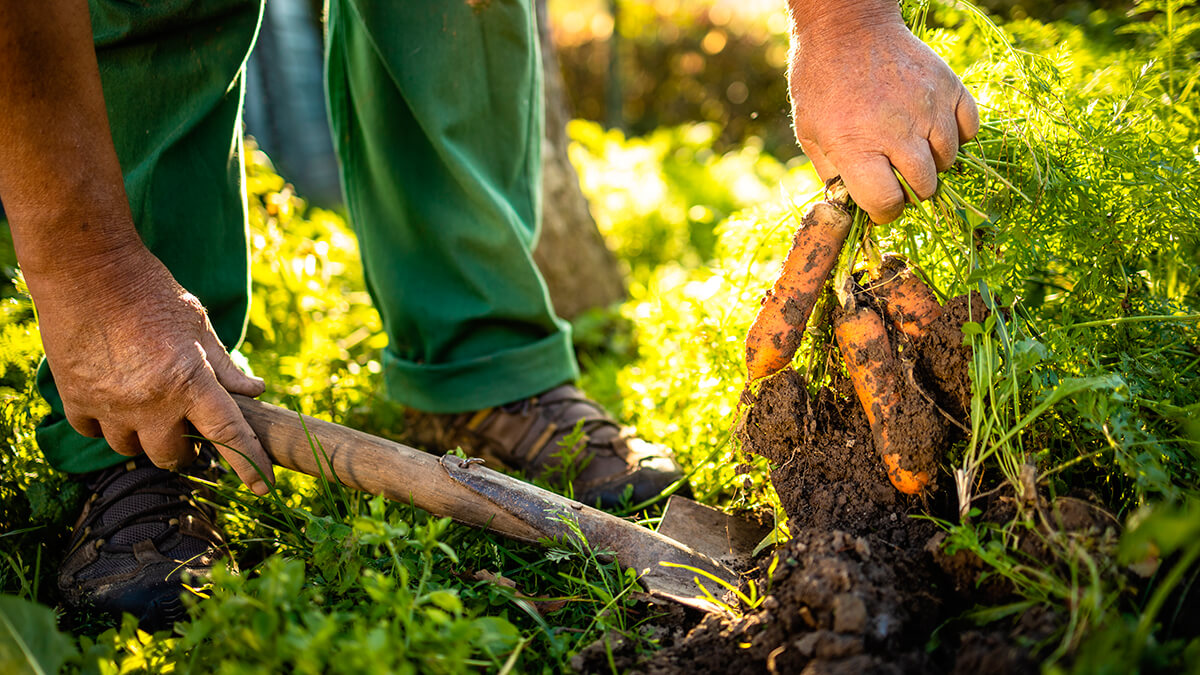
26 244 275 494
787 0 979 224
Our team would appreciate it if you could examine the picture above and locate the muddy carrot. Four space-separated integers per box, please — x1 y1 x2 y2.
834 302 933 494
873 255 943 339
745 201 852 381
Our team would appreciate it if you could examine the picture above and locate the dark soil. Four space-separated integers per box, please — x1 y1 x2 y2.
640 528 943 674
575 292 1070 674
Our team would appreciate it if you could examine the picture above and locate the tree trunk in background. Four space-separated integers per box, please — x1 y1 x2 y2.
533 0 627 320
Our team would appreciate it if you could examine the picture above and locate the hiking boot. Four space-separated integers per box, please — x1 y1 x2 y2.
57 446 233 631
404 384 689 508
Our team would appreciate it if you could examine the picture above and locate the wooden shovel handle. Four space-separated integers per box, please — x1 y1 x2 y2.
233 394 547 542
232 394 740 611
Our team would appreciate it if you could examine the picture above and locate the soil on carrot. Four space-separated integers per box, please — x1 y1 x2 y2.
574 292 1070 674
767 294 807 357
907 292 990 421
834 300 949 486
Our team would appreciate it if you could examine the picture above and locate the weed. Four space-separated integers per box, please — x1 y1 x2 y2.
658 560 764 615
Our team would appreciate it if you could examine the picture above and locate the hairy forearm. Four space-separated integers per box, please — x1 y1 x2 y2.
787 0 903 42
0 1 141 278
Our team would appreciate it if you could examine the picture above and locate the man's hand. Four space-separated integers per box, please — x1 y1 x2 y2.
26 246 275 494
788 1 979 223
0 1 273 493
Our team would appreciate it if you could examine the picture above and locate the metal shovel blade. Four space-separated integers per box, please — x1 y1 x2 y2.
658 495 772 573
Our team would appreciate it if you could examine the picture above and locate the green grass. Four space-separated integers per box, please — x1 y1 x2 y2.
2 1 1200 671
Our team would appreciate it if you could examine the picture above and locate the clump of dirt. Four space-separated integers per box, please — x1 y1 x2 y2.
950 629 1041 675
737 286 978 542
620 349 955 673
639 529 941 674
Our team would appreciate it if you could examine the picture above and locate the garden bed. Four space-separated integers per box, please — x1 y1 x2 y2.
576 294 1120 673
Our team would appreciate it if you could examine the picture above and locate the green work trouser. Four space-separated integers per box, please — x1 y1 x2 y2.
36 0 578 474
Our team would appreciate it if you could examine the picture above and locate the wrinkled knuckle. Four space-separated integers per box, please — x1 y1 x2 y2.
178 291 207 313
958 99 981 140
932 141 959 171
163 355 212 394
202 417 244 446
145 441 195 472
107 439 139 457
870 210 899 225
65 413 99 438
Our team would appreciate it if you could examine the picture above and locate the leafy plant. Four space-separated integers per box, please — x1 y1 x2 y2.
0 594 75 675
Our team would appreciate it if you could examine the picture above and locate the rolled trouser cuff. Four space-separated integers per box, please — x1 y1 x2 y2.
383 329 579 414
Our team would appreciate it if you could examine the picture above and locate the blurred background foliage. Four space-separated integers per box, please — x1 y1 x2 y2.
548 0 797 160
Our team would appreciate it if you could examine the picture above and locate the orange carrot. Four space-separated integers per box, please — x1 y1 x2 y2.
873 255 942 339
834 302 933 494
745 201 852 381
881 454 927 495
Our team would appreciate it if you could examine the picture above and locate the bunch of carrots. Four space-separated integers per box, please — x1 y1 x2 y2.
744 181 951 495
